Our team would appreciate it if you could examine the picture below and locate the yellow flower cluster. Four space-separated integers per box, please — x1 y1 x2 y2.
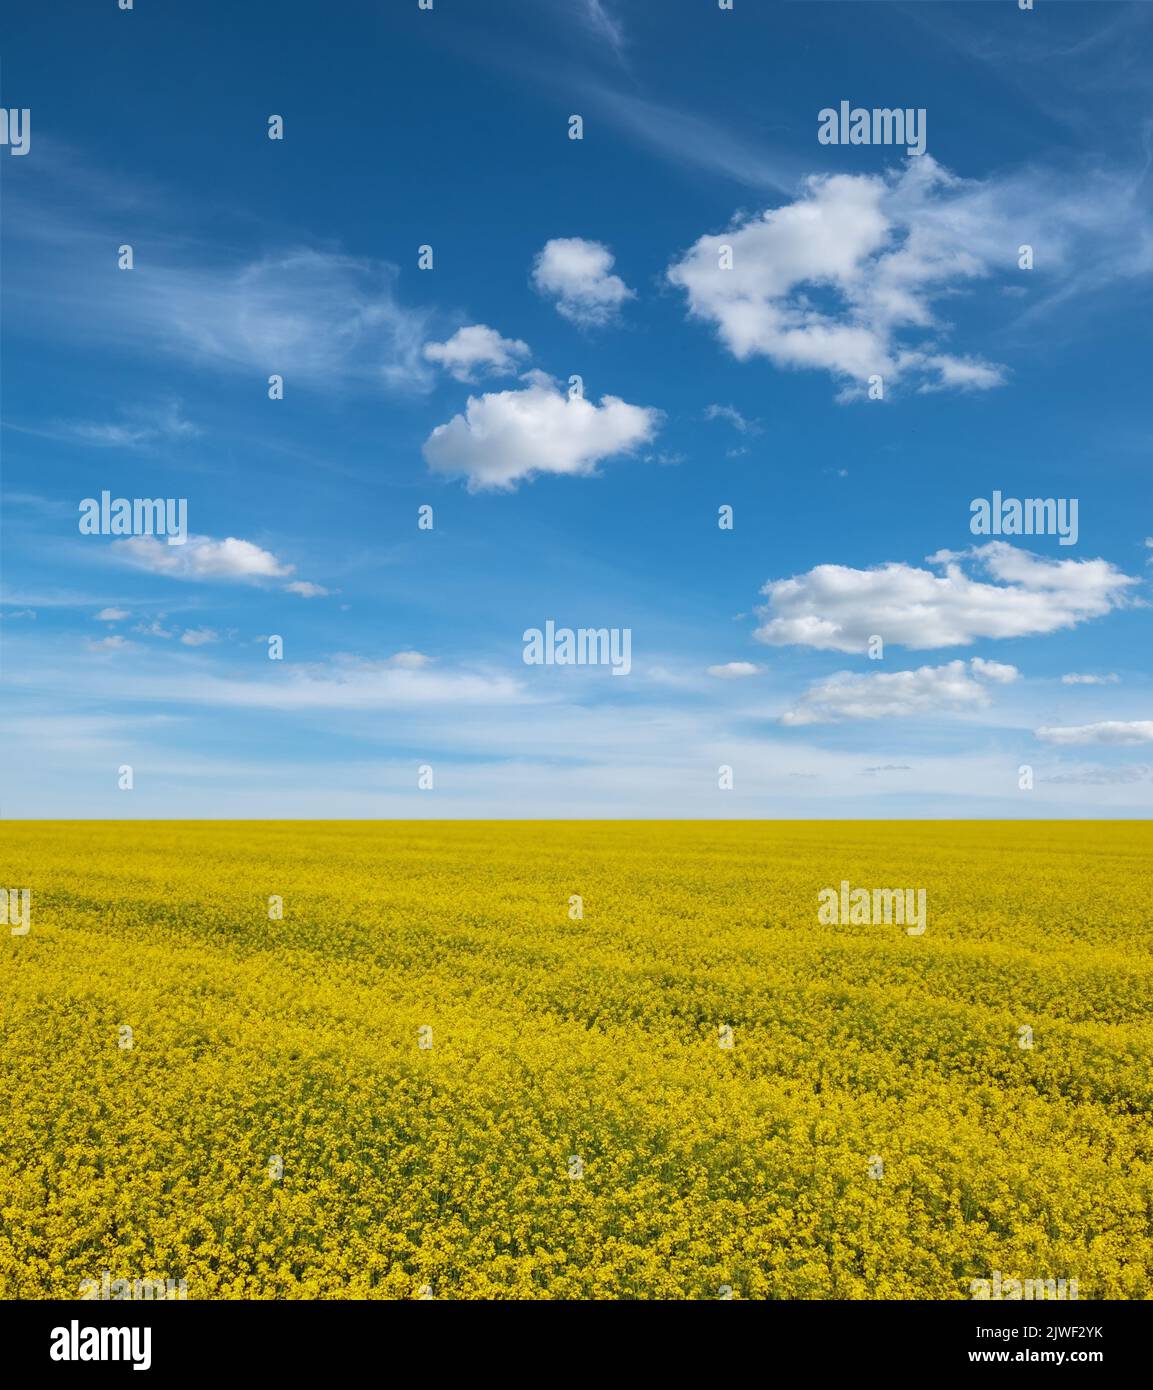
1 820 1149 1299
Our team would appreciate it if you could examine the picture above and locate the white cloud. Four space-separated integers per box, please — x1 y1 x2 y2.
968 658 1020 683
58 399 199 449
705 404 761 434
118 535 291 581
668 156 1151 395
1061 672 1119 685
916 355 1006 393
384 651 432 669
578 0 626 55
532 238 635 327
180 628 219 647
77 249 432 392
590 87 801 195
86 635 135 653
422 324 530 382
115 534 323 596
755 542 1137 653
130 657 524 712
422 371 660 491
8 632 1152 814
3 154 441 391
1035 721 1153 746
782 657 1019 726
95 607 129 621
707 662 761 679
1045 765 1153 786
71 423 154 447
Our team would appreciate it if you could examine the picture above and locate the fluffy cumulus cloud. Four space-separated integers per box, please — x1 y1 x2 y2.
1035 721 1153 746
667 157 1153 396
532 238 635 327
755 542 1137 653
422 324 530 382
422 371 660 490
782 657 1018 726
115 534 323 596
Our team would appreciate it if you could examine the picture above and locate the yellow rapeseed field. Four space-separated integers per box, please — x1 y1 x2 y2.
1 820 1150 1299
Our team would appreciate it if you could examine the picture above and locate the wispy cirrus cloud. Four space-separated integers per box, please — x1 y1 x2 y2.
18 398 201 450
145 249 434 390
1044 764 1153 786
577 0 627 58
87 653 527 713
3 145 437 394
705 404 761 435
707 662 761 679
10 224 434 393
1035 721 1153 746
588 86 802 194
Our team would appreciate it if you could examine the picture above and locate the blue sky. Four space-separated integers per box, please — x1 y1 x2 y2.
1 0 1151 817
